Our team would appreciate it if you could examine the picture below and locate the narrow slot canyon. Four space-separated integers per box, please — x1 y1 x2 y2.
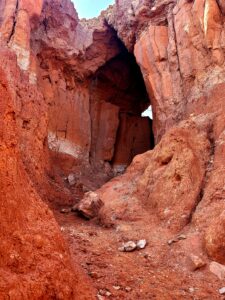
2 0 225 299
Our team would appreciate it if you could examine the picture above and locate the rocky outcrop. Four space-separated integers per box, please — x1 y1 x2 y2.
2 0 225 298
0 50 95 299
133 0 225 141
0 0 154 297
98 0 225 265
105 0 176 51
31 0 153 181
97 115 211 228
105 0 225 142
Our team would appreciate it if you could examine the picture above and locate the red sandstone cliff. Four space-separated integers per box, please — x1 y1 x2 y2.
1 0 225 299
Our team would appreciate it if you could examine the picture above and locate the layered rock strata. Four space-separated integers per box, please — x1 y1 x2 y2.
1 0 225 298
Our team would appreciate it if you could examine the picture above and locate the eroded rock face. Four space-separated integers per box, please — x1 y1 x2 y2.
0 0 154 296
106 0 225 142
32 2 153 179
98 115 211 230
2 0 225 297
105 0 175 51
0 50 95 299
98 0 225 266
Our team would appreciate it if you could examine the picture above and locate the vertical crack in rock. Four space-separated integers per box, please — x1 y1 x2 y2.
169 10 183 84
7 0 19 44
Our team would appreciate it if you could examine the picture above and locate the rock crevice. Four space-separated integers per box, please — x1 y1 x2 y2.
1 0 225 298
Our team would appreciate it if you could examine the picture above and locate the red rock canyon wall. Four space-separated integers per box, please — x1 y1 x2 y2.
1 0 225 298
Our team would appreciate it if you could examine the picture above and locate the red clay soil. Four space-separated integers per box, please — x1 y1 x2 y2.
55 208 222 300
2 0 225 298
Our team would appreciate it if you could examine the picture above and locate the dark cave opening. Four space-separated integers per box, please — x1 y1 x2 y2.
89 48 155 172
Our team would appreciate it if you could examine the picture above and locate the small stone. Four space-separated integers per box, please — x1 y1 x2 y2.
136 239 147 249
167 239 176 245
189 254 206 271
105 291 111 297
68 173 76 186
125 287 132 292
177 234 187 240
219 287 225 295
189 287 195 293
60 208 71 214
168 234 186 245
97 295 105 300
167 239 173 245
210 261 225 280
118 241 137 252
99 289 111 297
113 285 121 290
72 192 104 219
118 246 125 252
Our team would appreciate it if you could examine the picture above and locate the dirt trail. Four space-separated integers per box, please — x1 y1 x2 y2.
54 208 222 300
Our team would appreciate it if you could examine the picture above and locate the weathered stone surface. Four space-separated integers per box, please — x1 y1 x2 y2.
133 0 225 141
188 254 206 271
205 211 225 264
118 241 137 252
0 52 95 299
210 261 225 280
105 0 176 51
136 239 147 249
91 102 120 162
2 0 225 298
73 192 104 219
113 114 152 168
219 287 225 295
136 118 212 232
98 116 211 232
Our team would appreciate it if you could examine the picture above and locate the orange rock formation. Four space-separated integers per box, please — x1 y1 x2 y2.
1 0 225 299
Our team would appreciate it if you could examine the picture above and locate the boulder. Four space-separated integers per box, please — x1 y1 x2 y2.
73 192 104 219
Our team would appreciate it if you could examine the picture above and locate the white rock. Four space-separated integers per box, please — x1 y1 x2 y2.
113 286 121 290
219 287 225 295
136 239 147 249
99 289 111 297
119 241 137 252
177 234 187 240
60 208 71 213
